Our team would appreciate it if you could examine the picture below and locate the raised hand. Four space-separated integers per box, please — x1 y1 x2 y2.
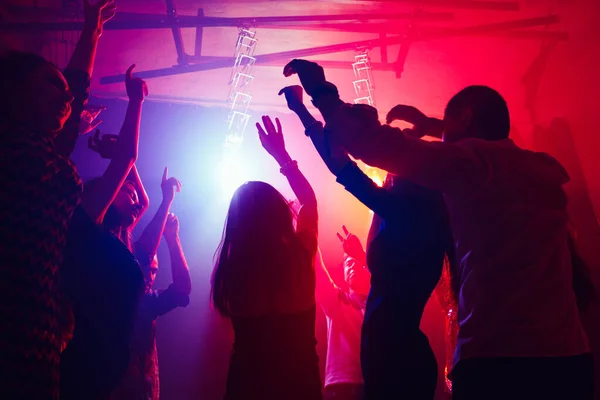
161 167 182 204
163 213 180 241
336 225 366 262
79 105 106 135
283 59 326 97
83 0 116 37
278 86 305 112
88 130 118 159
256 116 289 163
125 64 148 103
386 105 443 138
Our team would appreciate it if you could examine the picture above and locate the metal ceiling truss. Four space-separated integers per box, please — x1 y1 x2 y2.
0 1 567 84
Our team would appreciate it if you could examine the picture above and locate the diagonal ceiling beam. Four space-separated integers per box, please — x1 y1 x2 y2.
331 0 520 11
0 11 454 32
99 14 561 84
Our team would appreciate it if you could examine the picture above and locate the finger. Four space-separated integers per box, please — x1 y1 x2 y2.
263 115 276 134
142 81 149 97
90 120 103 130
162 167 168 183
93 129 100 141
336 232 344 243
278 86 294 96
256 122 267 140
275 118 282 135
342 225 349 237
97 0 110 11
385 111 394 125
283 61 296 77
88 142 100 153
176 180 182 192
102 6 117 22
126 64 135 81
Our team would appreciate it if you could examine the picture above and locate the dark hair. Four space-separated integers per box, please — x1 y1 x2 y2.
83 178 134 252
0 51 56 125
211 181 300 316
445 85 510 141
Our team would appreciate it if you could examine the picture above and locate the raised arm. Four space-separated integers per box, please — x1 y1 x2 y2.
315 248 341 316
163 214 192 296
135 168 181 262
55 0 115 158
283 59 488 194
280 86 402 219
256 116 317 234
67 0 115 75
126 165 149 227
82 65 147 224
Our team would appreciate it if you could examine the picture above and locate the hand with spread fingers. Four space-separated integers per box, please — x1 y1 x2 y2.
79 105 106 135
83 0 116 37
88 130 118 159
336 225 366 264
256 115 290 165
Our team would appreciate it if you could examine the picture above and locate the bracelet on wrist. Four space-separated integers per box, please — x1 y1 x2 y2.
304 120 323 137
279 159 299 176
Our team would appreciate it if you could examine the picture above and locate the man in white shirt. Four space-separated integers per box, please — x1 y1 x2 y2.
315 231 370 400
284 59 593 400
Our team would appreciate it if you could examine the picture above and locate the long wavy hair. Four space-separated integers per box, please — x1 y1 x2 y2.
83 178 134 252
211 181 302 317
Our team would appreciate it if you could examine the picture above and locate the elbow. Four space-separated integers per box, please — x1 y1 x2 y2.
179 295 191 307
115 152 138 169
173 282 192 299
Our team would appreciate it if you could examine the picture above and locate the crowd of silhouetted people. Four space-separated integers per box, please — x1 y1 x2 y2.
0 1 596 399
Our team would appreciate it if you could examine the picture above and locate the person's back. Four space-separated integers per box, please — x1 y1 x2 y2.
360 175 448 399
212 116 322 400
446 138 588 363
227 306 321 399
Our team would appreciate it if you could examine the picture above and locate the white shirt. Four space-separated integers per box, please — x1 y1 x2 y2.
325 105 589 364
315 254 365 387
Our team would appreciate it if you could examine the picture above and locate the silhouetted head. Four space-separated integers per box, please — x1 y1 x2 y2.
0 51 74 134
211 181 298 316
84 179 142 248
221 181 296 246
443 85 510 143
142 255 159 292
343 254 370 296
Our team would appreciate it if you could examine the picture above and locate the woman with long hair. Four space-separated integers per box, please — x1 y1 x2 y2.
212 116 322 400
0 1 114 398
59 66 148 400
